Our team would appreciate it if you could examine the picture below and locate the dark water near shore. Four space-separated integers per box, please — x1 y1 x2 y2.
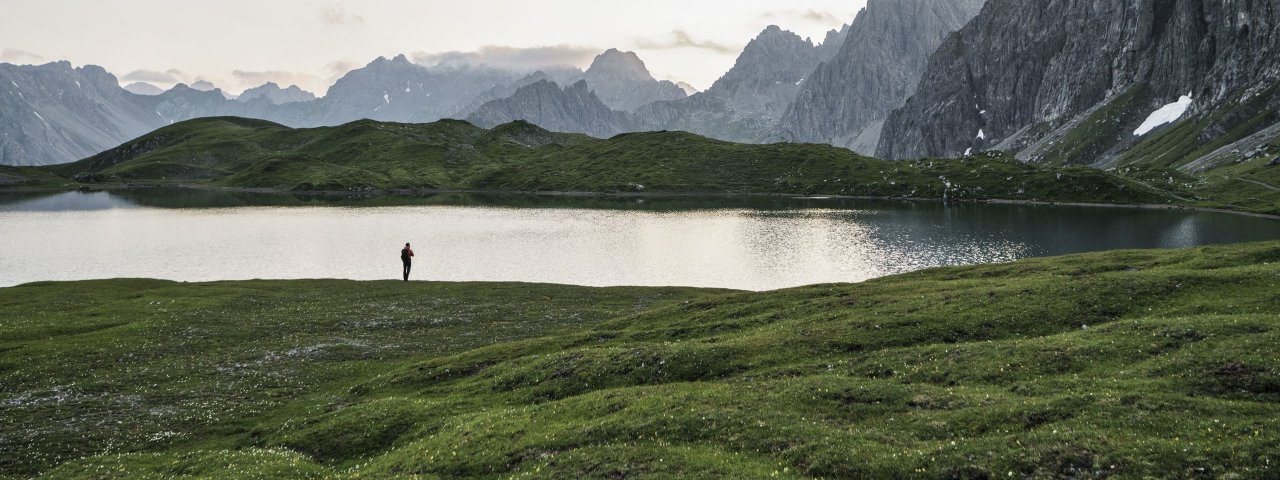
2 189 1278 290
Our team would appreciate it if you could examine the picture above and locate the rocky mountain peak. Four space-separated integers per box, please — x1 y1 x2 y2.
238 82 317 104
772 0 986 154
580 49 685 112
585 48 652 82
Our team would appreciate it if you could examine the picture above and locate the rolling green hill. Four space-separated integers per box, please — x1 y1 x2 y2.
3 242 1278 478
32 117 1185 207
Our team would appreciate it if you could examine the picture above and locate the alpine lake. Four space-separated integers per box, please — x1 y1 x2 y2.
2 188 1278 290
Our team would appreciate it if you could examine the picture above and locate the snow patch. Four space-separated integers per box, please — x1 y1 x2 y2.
976 129 986 140
1134 95 1193 136
9 81 17 88
75 80 81 88
383 92 390 104
796 78 805 86
32 111 45 121
964 148 973 156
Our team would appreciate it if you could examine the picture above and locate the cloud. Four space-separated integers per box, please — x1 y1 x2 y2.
319 4 364 26
412 45 598 70
633 30 739 55
232 69 321 89
121 69 185 84
0 48 44 63
762 9 846 25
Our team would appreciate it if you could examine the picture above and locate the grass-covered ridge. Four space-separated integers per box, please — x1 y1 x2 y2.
30 116 1182 206
3 242 1279 478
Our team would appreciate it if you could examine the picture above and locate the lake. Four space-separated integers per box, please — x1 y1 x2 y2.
1 189 1278 290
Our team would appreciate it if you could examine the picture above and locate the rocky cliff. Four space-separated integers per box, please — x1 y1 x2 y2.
0 62 160 166
466 80 636 138
238 82 316 105
877 0 1280 168
773 0 985 155
581 49 686 112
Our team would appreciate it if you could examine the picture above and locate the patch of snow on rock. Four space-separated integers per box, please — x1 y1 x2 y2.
976 129 986 140
1134 95 1193 136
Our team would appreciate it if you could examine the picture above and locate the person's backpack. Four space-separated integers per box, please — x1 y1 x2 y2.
401 248 410 261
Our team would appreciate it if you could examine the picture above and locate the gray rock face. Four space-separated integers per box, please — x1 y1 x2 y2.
0 62 160 166
581 49 686 112
704 25 841 121
455 67 584 118
238 82 316 105
467 80 636 138
123 82 163 96
774 0 985 154
877 0 1280 162
628 24 848 143
312 54 522 126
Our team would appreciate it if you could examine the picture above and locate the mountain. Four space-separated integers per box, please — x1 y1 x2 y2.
580 49 687 112
309 54 523 126
237 82 316 105
466 80 637 138
632 24 849 143
0 61 161 166
49 116 1178 208
877 0 1280 172
122 82 163 96
455 67 584 117
0 56 534 165
773 0 986 155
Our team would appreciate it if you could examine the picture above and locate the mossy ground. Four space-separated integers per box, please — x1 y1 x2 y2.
24 117 1178 208
3 242 1279 478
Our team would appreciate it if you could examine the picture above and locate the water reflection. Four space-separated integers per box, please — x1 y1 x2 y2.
0 189 1276 290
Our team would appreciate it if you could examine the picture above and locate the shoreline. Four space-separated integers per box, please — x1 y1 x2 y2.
4 182 1279 220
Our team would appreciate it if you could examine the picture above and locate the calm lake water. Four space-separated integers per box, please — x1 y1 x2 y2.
2 189 1278 290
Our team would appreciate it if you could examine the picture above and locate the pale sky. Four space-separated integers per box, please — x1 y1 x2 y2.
0 0 864 95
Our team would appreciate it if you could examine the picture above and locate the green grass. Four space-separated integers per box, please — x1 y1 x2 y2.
4 242 1280 478
21 117 1180 207
1038 84 1151 166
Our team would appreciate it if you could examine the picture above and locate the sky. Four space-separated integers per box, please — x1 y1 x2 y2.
0 0 864 95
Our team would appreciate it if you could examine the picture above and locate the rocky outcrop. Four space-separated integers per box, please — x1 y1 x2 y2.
581 49 686 112
629 24 848 143
312 54 522 126
877 0 1280 165
773 0 985 154
238 82 316 105
466 80 636 138
0 62 160 166
123 82 163 96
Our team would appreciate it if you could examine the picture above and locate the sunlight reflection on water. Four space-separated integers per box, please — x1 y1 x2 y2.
0 191 1276 290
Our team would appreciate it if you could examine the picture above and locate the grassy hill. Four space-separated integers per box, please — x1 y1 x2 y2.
29 117 1185 207
3 242 1278 478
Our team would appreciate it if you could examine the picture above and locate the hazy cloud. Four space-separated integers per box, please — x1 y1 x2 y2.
233 69 321 89
121 68 185 84
0 48 44 63
633 30 739 55
319 4 364 26
412 45 598 70
762 9 846 25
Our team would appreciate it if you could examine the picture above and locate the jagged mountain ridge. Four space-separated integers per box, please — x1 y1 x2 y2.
876 0 1280 170
468 25 851 143
772 0 986 155
466 80 637 138
237 82 316 105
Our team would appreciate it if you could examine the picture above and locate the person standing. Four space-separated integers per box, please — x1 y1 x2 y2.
401 243 414 281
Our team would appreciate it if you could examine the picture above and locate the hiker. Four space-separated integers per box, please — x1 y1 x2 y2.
401 242 414 281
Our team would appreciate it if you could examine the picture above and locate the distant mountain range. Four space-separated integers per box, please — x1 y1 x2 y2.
0 0 976 166
5 0 1280 186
